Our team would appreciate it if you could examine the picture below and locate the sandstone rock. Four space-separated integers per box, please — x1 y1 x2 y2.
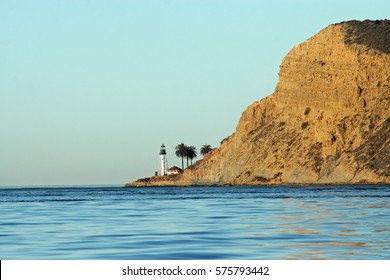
127 20 390 186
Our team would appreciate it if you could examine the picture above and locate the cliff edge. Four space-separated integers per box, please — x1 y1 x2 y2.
127 20 390 186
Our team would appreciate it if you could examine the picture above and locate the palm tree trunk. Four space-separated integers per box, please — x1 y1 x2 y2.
181 156 184 170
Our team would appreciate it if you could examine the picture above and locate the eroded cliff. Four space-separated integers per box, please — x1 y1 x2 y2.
128 20 390 186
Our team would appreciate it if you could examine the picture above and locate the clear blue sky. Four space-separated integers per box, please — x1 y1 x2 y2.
1 0 388 186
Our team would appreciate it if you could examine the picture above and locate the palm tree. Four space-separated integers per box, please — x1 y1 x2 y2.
186 146 198 166
175 143 187 170
200 144 213 156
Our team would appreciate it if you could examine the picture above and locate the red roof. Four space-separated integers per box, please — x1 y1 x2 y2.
168 166 182 171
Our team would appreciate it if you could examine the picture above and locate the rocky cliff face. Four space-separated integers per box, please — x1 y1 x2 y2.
128 20 390 186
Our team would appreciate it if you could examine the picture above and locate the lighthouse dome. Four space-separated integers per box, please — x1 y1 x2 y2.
159 144 166 155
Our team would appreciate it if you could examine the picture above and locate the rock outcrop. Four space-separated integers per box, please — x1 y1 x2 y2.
127 20 390 186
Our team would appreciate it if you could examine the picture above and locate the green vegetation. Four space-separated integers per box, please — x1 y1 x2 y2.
200 144 213 156
186 146 198 166
301 121 309 129
304 107 311 115
175 143 213 169
175 143 187 170
343 20 390 54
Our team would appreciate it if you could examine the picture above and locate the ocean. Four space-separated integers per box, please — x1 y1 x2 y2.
0 185 389 259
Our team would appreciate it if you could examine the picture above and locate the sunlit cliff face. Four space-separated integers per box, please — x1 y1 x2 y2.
128 20 390 186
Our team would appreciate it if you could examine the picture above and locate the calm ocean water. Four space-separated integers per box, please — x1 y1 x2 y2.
0 185 389 260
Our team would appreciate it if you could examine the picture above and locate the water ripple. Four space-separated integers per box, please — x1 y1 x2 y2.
0 185 389 259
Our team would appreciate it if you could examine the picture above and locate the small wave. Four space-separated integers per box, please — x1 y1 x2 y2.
289 242 366 247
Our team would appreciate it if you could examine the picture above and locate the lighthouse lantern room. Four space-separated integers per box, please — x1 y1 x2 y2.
159 144 167 175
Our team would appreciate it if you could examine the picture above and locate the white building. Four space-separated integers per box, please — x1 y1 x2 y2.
167 166 182 175
159 144 167 175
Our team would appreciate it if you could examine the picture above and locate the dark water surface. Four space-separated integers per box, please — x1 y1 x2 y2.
0 185 389 259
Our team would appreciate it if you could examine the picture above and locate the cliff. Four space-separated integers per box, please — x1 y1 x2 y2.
127 20 390 187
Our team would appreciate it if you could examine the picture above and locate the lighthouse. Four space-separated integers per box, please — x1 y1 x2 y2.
159 144 167 175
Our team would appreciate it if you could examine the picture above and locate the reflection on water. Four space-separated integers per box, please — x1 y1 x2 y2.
0 185 389 259
293 228 320 234
290 242 366 247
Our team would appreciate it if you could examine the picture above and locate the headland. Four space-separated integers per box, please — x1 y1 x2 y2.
127 20 390 187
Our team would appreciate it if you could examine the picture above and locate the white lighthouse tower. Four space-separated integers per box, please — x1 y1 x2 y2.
159 144 167 176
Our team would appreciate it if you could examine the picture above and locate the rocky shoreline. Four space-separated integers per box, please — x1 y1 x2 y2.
126 20 390 187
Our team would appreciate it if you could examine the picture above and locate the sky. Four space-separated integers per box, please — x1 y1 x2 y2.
1 0 389 186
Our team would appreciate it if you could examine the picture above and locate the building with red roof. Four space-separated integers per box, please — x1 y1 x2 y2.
167 166 182 175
